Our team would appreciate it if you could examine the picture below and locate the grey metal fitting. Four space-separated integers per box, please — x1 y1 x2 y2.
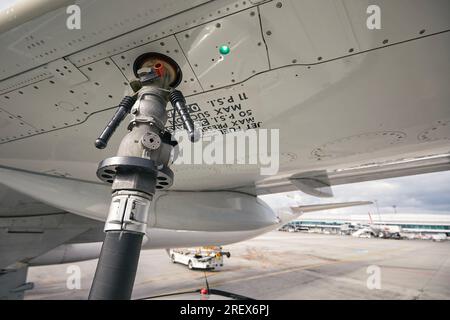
129 87 169 131
104 191 153 234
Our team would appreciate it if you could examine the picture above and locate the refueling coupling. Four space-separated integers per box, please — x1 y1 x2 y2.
88 53 196 300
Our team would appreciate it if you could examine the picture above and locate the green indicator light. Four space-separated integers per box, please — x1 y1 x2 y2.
219 45 230 55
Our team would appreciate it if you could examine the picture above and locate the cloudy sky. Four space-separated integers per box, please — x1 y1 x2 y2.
262 170 450 217
0 0 17 10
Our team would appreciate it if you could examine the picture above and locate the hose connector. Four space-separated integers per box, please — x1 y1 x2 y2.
169 90 199 142
94 95 137 149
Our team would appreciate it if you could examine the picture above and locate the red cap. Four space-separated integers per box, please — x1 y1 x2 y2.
154 62 164 77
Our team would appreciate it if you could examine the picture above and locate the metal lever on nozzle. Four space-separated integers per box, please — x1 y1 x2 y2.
169 89 199 142
95 95 137 149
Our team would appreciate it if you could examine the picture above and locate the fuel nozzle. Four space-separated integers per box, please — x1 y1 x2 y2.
169 89 199 142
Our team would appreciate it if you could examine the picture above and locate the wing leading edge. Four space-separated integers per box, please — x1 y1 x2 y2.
292 201 373 214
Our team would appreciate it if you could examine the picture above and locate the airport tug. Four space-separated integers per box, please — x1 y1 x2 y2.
89 53 197 300
170 246 231 271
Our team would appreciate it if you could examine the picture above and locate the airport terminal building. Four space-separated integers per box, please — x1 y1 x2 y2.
290 213 450 236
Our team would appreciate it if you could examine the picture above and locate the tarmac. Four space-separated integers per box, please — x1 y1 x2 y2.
25 231 450 300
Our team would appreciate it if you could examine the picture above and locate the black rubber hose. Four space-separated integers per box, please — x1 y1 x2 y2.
95 95 137 149
88 231 143 300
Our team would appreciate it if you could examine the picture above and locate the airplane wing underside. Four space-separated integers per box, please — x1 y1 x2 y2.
0 1 449 298
0 0 449 197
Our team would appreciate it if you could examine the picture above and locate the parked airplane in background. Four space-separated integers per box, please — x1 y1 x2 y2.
0 0 449 299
